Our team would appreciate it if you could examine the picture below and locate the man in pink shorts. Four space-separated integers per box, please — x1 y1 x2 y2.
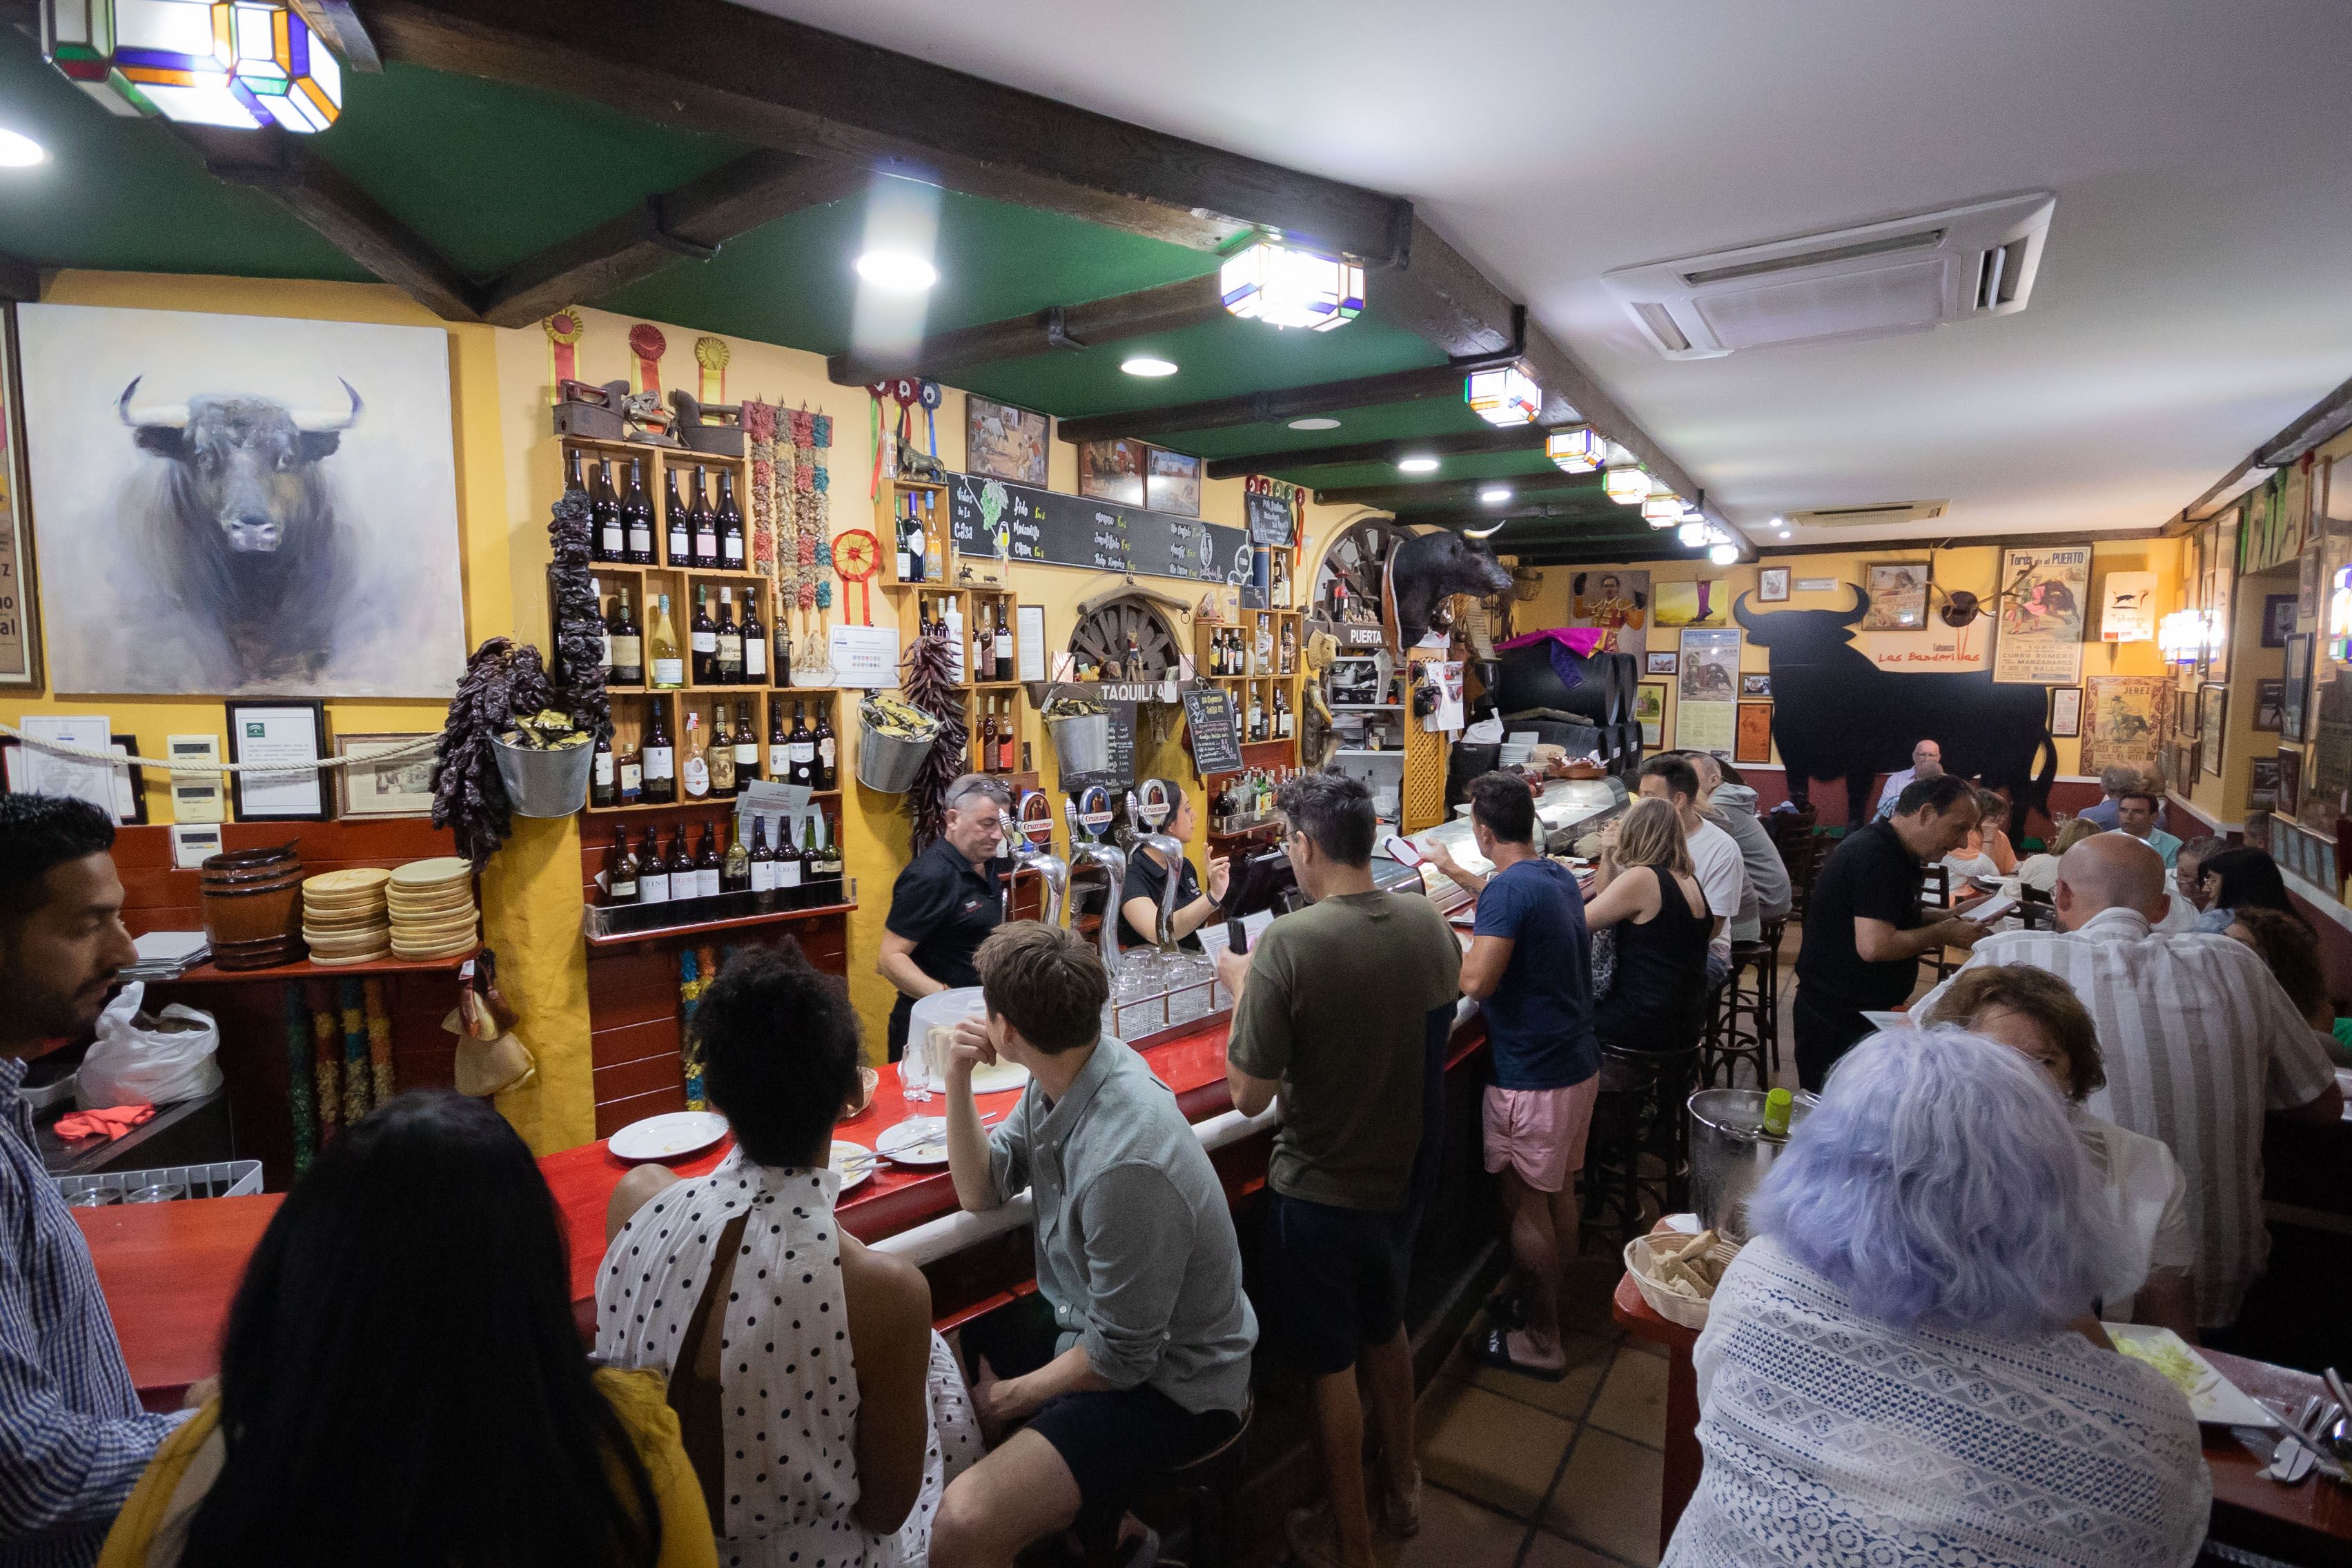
1425 773 1602 1380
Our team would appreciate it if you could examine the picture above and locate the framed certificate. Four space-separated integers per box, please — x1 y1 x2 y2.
226 700 330 820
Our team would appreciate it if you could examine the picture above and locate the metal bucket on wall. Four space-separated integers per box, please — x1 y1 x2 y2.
856 717 940 794
1046 712 1110 776
1687 1086 1818 1242
491 736 595 818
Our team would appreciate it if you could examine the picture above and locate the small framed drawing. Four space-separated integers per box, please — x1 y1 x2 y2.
1756 567 1790 603
1741 673 1772 697
2262 593 2297 647
2049 686 2082 738
225 700 329 821
2200 683 2226 775
335 732 437 819
1634 681 1667 748
1645 651 1679 676
2282 634 2314 742
2250 756 2281 810
2253 678 2285 732
1735 702 1775 764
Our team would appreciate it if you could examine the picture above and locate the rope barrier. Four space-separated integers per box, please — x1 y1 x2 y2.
0 724 440 775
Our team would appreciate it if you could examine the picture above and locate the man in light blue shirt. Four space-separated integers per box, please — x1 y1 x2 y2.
2116 790 2183 868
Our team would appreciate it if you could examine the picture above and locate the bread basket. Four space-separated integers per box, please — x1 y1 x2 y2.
1624 1231 1743 1331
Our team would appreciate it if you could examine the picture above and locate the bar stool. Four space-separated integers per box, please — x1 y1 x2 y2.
1701 921 1784 1088
1582 1040 1701 1251
1079 1397 1254 1568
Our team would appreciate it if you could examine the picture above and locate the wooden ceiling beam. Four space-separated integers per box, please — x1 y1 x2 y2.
1204 421 1580 480
828 273 1226 386
1313 469 1605 510
478 150 867 328
1055 352 1515 447
357 0 1408 262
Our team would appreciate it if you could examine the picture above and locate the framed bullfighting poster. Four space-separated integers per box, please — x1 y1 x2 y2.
15 304 468 698
0 308 39 686
1993 545 2090 685
2078 676 2170 774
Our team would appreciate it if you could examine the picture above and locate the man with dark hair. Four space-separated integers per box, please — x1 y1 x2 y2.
2114 791 2183 868
1217 770 1460 1568
1425 774 1598 1380
0 795 179 1565
1636 754 1747 987
1689 753 1791 945
1792 772 1987 1088
879 773 1012 1061
934 923 1254 1568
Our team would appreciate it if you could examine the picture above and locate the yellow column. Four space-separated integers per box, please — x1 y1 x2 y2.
480 814 595 1152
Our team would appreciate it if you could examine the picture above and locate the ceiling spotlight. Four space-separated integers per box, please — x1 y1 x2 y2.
1709 542 1740 566
1770 516 1787 528
1120 355 1179 378
1288 417 1342 431
1478 485 1513 505
1396 455 1441 474
854 249 939 293
1604 467 1653 505
1221 240 1364 332
0 130 45 168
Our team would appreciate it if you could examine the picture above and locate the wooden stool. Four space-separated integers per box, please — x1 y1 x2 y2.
1701 923 1783 1088
1582 1043 1701 1251
1081 1397 1254 1568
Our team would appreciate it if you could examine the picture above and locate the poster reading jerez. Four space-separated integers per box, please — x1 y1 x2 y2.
16 304 469 698
1994 545 2090 685
2079 676 2171 774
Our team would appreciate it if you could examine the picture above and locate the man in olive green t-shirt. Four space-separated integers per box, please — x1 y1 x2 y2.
1217 772 1461 1568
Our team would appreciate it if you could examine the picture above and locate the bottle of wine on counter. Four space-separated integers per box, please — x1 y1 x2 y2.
723 821 750 892
607 826 638 905
641 703 676 803
625 457 656 565
775 814 804 890
768 703 790 784
592 729 616 808
667 826 695 900
741 590 767 685
994 603 1013 682
690 589 718 685
694 821 721 898
618 741 643 806
595 460 625 562
718 471 746 569
665 468 691 565
708 706 736 798
787 700 816 787
608 589 642 685
813 704 836 789
731 701 759 788
798 810 821 888
692 467 719 569
649 594 684 690
715 589 745 684
748 816 778 908
682 712 710 800
637 825 671 904
812 812 843 890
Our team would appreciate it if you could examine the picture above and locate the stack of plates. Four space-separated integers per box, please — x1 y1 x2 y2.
301 868 391 966
386 858 479 961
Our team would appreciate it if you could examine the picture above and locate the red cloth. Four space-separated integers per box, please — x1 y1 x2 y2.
55 1104 155 1141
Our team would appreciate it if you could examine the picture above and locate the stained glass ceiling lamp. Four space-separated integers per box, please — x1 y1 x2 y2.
1603 465 1652 505
1545 427 1605 473
1709 540 1741 566
42 0 343 132
1465 366 1541 427
1220 241 1365 332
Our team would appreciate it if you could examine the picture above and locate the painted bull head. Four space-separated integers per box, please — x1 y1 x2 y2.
1731 584 1871 647
118 377 362 554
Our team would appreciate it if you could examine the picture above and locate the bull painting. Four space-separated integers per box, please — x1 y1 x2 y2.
17 302 468 698
1734 587 2056 834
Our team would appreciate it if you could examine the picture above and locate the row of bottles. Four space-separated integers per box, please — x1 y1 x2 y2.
571 449 747 571
973 694 1020 774
893 488 945 583
1211 766 1294 830
1205 620 1297 677
601 813 843 909
1243 684 1293 742
591 699 836 807
595 582 775 689
973 599 1014 684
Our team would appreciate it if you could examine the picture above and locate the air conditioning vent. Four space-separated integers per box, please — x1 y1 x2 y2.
1787 501 1949 529
1605 193 2053 360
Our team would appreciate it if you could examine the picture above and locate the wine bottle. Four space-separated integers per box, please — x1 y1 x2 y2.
718 470 746 569
768 702 790 783
608 825 638 905
994 603 1012 682
682 711 710 800
997 700 1016 772
776 812 804 889
742 589 768 685
709 705 736 798
979 703 997 774
607 588 643 685
649 594 684 690
694 821 721 898
665 467 690 565
798 810 821 888
749 816 778 908
637 825 672 903
732 701 759 787
566 444 587 500
812 811 843 888
591 577 614 682
690 588 718 685
715 588 744 685
625 458 656 565
899 493 921 583
618 741 643 806
667 826 695 900
813 704 836 790
591 729 615 808
692 466 719 569
641 703 676 803
787 700 816 787
595 460 625 562
923 493 944 582
723 820 750 892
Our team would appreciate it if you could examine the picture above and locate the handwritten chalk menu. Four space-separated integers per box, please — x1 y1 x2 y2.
945 471 1265 608
1181 687 1244 774
1246 489 1296 547
1059 700 1139 790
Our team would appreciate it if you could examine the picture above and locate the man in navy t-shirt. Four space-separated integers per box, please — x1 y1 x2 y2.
1425 772 1599 1381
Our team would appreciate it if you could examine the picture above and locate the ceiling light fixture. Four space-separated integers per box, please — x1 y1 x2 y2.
1119 355 1179 378
1709 542 1741 566
1287 417 1342 431
1640 491 1684 525
0 129 45 168
1464 366 1541 427
854 249 938 293
1221 240 1364 332
1603 466 1652 505
1396 455 1440 474
43 0 346 131
1545 428 1604 473
1478 485 1513 506
1678 520 1709 549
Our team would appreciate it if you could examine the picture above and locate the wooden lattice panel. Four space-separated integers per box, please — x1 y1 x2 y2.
1403 665 1449 834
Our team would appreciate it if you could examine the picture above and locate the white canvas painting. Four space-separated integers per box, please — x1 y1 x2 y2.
17 304 467 698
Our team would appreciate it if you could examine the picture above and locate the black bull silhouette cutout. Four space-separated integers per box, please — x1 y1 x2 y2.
1733 587 2055 834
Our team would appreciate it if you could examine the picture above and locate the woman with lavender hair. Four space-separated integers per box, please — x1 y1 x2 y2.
1662 1028 2209 1568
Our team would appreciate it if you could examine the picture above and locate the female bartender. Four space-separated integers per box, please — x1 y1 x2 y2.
1116 782 1231 951
878 773 1011 1060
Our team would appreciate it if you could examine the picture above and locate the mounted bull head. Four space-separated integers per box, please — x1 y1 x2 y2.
119 377 362 555
1730 584 1870 645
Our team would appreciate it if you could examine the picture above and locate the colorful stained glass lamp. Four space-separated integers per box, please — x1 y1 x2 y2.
1464 366 1540 427
43 0 344 132
1545 427 1605 473
1603 465 1653 505
1220 241 1365 333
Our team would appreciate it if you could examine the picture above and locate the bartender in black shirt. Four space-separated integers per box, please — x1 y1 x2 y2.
1790 772 1987 1090
879 773 1012 1060
1116 783 1230 951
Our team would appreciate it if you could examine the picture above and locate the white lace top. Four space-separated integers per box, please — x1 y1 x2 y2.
1663 1235 2210 1568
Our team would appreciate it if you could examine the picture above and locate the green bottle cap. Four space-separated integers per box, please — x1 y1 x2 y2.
1762 1086 1793 1137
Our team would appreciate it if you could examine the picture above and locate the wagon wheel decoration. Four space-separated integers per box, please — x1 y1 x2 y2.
833 527 880 625
1314 518 1411 631
1069 597 1180 681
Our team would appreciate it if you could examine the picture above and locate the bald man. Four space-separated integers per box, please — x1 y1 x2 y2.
1917 832 2343 1335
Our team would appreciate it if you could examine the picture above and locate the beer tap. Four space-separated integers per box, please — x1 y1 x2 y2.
1062 785 1126 979
998 791 1066 928
1126 781 1190 955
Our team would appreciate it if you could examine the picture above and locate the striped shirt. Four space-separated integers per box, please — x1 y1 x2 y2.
0 1057 179 1567
1916 907 2341 1328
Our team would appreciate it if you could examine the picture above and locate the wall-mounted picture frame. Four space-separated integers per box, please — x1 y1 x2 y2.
2254 678 2285 732
1076 438 1146 507
0 306 41 687
1144 447 1201 518
1645 651 1678 676
2250 756 2281 810
1735 701 1775 764
1633 680 1667 748
2199 683 2226 775
2275 746 2302 817
333 732 436 820
2262 593 2297 648
225 700 329 821
1741 672 1772 698
2049 685 2082 738
2282 632 2314 743
965 395 1050 487
1756 567 1790 603
1861 561 1930 631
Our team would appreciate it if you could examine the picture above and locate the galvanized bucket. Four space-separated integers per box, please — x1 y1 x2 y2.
491 736 594 818
1046 712 1110 776
1687 1086 1819 1242
856 714 939 794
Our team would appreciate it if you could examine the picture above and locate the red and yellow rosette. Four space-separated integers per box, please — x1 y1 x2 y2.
542 306 585 401
694 335 729 404
628 322 668 395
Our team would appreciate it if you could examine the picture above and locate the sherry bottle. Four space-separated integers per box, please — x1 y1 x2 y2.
667 826 695 901
690 588 718 685
681 710 710 801
812 812 843 889
591 728 615 808
722 821 750 892
748 816 778 908
607 825 638 905
648 594 683 690
625 457 656 565
637 825 672 903
618 743 643 807
787 701 816 788
692 466 719 569
731 701 759 789
997 701 1016 772
742 589 768 685
594 459 624 562
718 471 746 569
640 703 676 803
798 810 821 889
994 603 1012 682
813 704 836 790
715 588 744 685
708 705 736 798
776 814 804 889
768 703 790 784
979 703 997 774
591 577 614 683
665 467 691 565
607 589 643 686
694 823 722 899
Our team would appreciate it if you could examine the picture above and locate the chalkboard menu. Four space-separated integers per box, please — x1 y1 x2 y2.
1059 700 1139 790
1181 686 1244 775
944 471 1265 607
1246 489 1296 547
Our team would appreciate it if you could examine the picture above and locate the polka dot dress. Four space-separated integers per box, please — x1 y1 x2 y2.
595 1150 982 1567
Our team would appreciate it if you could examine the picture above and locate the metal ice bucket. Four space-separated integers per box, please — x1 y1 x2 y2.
1687 1086 1817 1242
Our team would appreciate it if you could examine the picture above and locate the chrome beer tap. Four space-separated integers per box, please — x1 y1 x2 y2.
1062 785 1126 979
1126 781 1190 955
998 791 1067 928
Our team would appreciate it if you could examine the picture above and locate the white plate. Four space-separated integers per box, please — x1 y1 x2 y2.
608 1110 729 1163
876 1116 952 1167
1861 1010 1910 1032
2104 1324 2277 1426
831 1139 874 1192
905 1048 1031 1097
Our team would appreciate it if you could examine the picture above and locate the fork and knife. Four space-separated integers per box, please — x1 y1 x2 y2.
2235 1365 2352 1484
835 1113 1002 1177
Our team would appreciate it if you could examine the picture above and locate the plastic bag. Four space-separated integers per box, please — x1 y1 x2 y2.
77 981 223 1108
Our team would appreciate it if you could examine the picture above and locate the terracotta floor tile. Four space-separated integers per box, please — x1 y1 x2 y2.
1444 1331 1613 1420
1373 1482 1531 1568
1415 1376 1576 1519
1543 1429 1664 1567
1585 1346 1667 1448
1522 1529 1629 1568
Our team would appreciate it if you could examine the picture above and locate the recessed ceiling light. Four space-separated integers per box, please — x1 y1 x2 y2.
1120 355 1179 378
0 130 44 169
1288 417 1342 431
853 249 938 293
1396 455 1440 474
1478 485 1513 505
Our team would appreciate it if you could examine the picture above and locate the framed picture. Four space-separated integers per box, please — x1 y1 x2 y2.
1861 561 1930 630
1633 680 1667 748
2049 686 2083 738
1735 701 1775 764
0 307 40 686
2177 738 2199 785
965 395 1050 486
1144 447 1201 517
1646 651 1678 676
2276 746 2302 817
1756 567 1790 603
1741 672 1772 698
2254 679 2285 732
2262 593 2298 647
2200 684 2226 774
2251 756 2282 810
1994 545 2090 685
2283 633 2314 743
1076 438 1146 507
225 700 329 820
334 732 436 819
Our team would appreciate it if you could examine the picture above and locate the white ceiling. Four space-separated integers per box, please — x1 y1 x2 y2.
737 0 2352 547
